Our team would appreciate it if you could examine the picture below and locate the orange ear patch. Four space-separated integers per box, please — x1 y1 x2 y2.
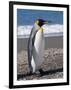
36 20 39 25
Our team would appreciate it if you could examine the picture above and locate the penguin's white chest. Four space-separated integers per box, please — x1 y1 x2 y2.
33 30 44 69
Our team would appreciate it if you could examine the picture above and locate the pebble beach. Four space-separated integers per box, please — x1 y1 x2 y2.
17 48 63 80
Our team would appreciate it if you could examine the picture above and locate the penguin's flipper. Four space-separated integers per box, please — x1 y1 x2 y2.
27 28 37 73
28 28 37 61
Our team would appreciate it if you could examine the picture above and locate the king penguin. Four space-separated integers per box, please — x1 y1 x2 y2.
27 19 48 74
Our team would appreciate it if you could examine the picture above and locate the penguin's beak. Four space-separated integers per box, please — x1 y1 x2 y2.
44 20 52 24
44 21 48 24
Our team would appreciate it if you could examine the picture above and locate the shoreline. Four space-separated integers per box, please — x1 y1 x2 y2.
17 36 63 52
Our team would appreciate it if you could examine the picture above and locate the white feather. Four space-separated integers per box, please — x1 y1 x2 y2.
33 29 44 71
31 56 36 73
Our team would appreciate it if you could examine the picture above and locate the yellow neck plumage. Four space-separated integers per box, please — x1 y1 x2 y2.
39 27 44 32
35 20 44 32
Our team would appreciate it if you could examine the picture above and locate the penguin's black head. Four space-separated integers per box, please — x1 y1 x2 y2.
35 19 48 27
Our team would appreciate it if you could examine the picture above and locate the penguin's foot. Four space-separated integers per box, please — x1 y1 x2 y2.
34 69 44 76
28 71 36 76
39 69 44 76
29 71 33 75
28 69 44 76
35 71 40 75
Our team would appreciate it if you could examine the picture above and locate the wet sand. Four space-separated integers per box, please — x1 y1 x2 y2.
17 36 63 52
